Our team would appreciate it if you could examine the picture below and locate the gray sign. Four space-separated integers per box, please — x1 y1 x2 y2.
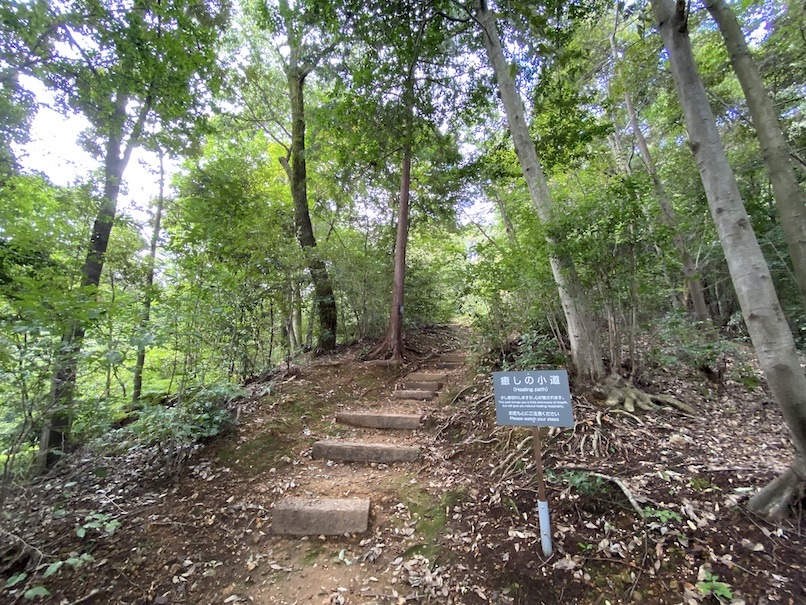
493 370 574 427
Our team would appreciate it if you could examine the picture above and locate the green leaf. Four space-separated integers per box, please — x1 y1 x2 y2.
23 585 50 599
75 527 86 538
5 572 27 588
42 561 63 578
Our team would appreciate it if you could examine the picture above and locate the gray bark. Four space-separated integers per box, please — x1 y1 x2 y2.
705 0 806 306
624 90 710 321
133 149 165 404
476 1 605 382
651 0 806 518
609 5 709 321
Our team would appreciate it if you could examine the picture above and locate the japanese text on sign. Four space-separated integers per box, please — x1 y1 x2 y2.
493 370 574 427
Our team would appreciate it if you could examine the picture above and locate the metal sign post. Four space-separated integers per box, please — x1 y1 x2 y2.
492 370 574 558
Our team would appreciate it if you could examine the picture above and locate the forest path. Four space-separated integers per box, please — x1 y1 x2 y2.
242 341 469 605
5 324 806 605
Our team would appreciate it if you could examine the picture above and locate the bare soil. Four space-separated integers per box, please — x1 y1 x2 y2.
2 325 805 605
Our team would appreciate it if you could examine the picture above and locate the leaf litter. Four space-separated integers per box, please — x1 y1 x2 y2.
1 327 804 604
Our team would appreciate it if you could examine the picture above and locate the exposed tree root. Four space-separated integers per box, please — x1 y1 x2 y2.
747 455 806 520
591 374 696 416
589 472 646 519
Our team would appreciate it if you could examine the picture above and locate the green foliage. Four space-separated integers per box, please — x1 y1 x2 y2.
697 571 734 601
562 470 609 497
505 331 565 370
646 312 733 370
75 513 120 538
643 506 682 525
4 572 26 588
4 551 93 602
404 228 466 327
23 585 50 600
129 381 243 446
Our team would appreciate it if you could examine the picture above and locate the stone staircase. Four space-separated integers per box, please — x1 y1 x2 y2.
271 354 465 536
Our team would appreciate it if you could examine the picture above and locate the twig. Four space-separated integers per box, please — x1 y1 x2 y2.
491 436 532 477
610 409 644 425
66 588 103 605
450 385 482 405
582 555 636 567
0 528 45 563
590 473 645 518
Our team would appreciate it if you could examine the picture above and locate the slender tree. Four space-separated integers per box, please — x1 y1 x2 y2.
476 0 605 382
132 149 166 404
248 0 339 352
31 0 229 469
609 4 709 321
650 0 806 518
704 0 806 306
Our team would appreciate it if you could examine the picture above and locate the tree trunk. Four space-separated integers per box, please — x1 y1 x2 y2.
650 0 806 519
374 102 414 360
609 6 710 321
476 1 605 382
492 187 517 246
704 0 806 306
291 278 303 350
37 95 136 472
282 68 337 352
625 88 710 321
133 149 165 404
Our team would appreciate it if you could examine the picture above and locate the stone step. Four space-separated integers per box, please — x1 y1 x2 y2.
406 372 447 383
336 412 422 430
312 440 420 463
400 381 441 391
393 389 434 400
439 354 467 363
273 498 370 535
434 361 463 369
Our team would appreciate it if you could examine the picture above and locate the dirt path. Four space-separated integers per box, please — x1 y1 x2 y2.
3 325 805 605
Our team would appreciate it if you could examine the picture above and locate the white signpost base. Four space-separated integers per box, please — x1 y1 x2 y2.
537 500 552 556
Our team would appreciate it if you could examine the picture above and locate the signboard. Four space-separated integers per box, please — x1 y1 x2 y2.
493 370 574 427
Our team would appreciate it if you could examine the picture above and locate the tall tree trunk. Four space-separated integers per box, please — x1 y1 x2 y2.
291 278 303 350
651 0 806 519
476 1 605 382
374 103 414 360
704 0 806 306
624 89 710 321
281 67 337 352
492 187 517 246
609 4 710 321
36 103 128 472
133 148 165 404
37 93 144 471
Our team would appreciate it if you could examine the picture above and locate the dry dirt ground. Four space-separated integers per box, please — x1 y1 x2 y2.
2 325 805 605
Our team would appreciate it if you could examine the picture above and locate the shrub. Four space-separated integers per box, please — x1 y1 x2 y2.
129 381 243 446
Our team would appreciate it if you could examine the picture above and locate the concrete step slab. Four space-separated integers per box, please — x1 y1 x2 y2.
400 381 441 391
406 372 447 382
393 390 434 400
273 498 370 535
439 354 468 363
336 412 422 430
312 440 420 463
434 361 463 369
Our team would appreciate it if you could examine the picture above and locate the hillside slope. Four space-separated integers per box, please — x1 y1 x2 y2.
2 326 804 604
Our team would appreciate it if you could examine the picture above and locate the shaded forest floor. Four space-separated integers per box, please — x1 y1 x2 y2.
2 325 805 605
